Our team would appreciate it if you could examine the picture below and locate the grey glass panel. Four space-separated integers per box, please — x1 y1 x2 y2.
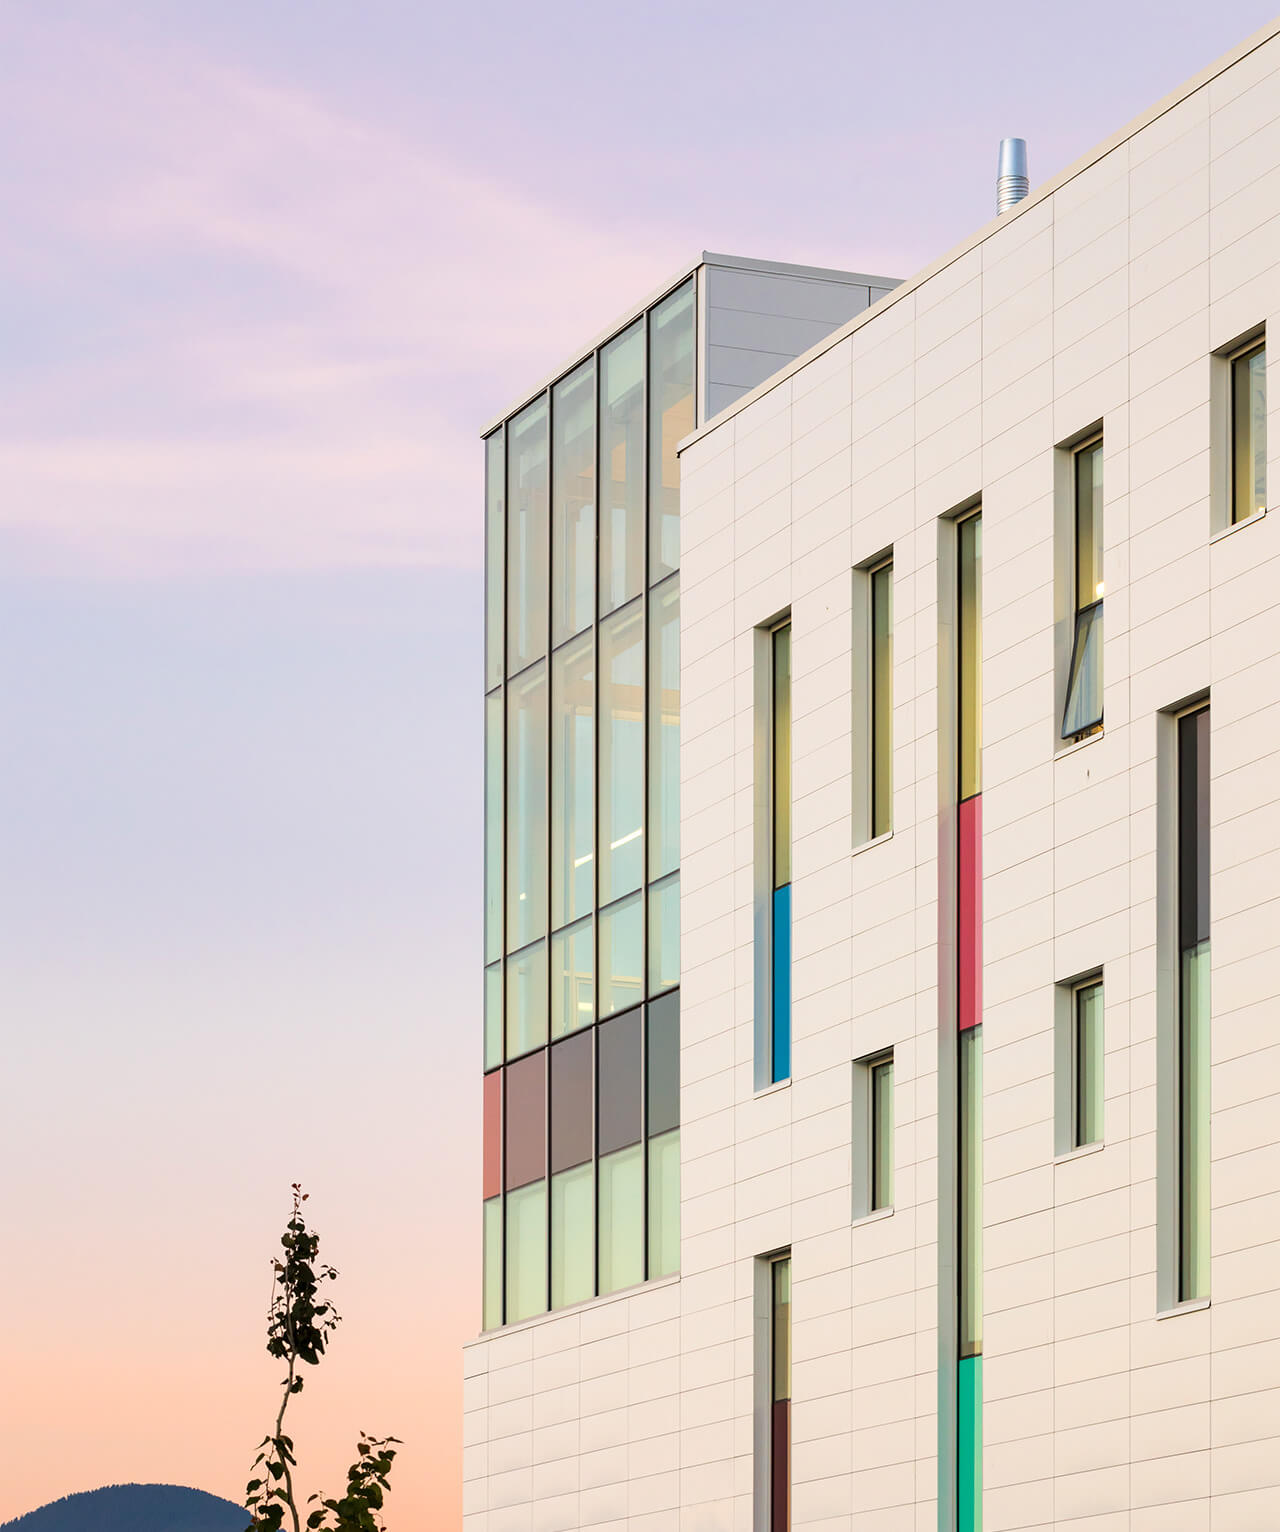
647 871 679 996
958 513 982 800
505 940 546 1059
505 1179 547 1322
1178 707 1210 950
647 1128 680 1280
485 429 504 691
649 280 695 583
1180 941 1211 1301
552 1163 595 1310
1074 981 1103 1148
1062 603 1103 739
484 961 502 1072
871 562 893 839
482 1195 502 1330
550 1028 594 1174
871 1057 894 1210
599 891 642 1020
485 690 503 965
1075 439 1103 611
599 322 645 617
551 631 593 929
1232 342 1266 524
598 1143 642 1294
552 360 595 645
550 915 593 1040
958 1026 983 1358
506 396 548 676
507 661 547 951
504 1048 546 1189
773 622 791 888
649 574 680 881
598 1005 642 1155
599 599 644 903
646 989 680 1136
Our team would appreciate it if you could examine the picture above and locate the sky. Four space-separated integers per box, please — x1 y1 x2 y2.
0 1 1275 1525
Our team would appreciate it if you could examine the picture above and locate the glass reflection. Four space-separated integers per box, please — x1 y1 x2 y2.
485 690 502 964
485 429 504 690
649 281 695 582
507 661 547 950
552 361 595 644
550 916 593 1039
551 632 593 929
505 940 546 1059
649 575 680 881
599 323 645 616
599 892 642 1020
599 599 644 903
648 872 679 996
1232 342 1267 524
506 397 548 676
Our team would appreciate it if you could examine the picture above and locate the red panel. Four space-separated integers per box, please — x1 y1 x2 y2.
505 1050 546 1190
771 1398 790 1531
482 1070 501 1201
958 793 982 1032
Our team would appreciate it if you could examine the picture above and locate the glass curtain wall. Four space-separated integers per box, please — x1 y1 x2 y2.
480 277 694 1328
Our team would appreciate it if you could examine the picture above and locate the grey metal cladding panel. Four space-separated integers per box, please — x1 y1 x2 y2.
706 265 872 325
707 304 867 359
707 343 803 392
707 382 745 418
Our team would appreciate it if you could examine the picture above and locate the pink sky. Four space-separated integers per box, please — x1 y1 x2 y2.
1 3 1274 1526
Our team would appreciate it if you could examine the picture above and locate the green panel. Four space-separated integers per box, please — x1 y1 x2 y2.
958 1354 982 1532
959 1027 983 1357
505 1180 547 1323
551 1164 595 1310
958 513 982 800
647 1128 680 1279
482 1196 502 1331
598 1143 643 1294
871 560 893 839
647 872 679 995
1180 940 1211 1300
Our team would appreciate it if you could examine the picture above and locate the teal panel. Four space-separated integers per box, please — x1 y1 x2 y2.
958 1354 982 1532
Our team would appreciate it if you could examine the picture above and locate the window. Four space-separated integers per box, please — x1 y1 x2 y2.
599 323 645 617
647 991 681 1279
958 513 982 800
770 1256 791 1532
957 1025 983 1532
598 1008 643 1294
484 428 504 691
551 632 593 933
506 397 549 677
551 360 595 646
1062 436 1103 740
507 661 548 953
1231 339 1266 524
1073 979 1103 1148
771 620 792 1083
599 598 644 905
871 1056 895 1210
853 555 893 845
1178 705 1210 1301
648 280 695 582
852 1052 895 1220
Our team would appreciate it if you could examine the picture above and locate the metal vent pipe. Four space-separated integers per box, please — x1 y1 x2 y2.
996 137 1029 214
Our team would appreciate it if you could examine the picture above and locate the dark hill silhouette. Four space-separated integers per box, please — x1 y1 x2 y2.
0 1483 244 1532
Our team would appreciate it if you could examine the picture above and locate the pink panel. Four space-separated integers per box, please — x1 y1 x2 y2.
482 1070 501 1201
958 793 982 1031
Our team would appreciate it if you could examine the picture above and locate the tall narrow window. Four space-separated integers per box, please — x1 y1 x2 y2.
871 1055 895 1211
771 1256 791 1532
1231 339 1266 524
1178 705 1210 1301
958 1026 983 1532
551 360 595 645
599 323 645 617
1074 979 1103 1148
870 559 893 838
772 621 792 1083
958 514 982 800
484 428 504 691
506 396 549 677
648 280 695 583
1062 436 1103 740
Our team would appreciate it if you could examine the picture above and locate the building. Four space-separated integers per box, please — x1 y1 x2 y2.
466 19 1280 1530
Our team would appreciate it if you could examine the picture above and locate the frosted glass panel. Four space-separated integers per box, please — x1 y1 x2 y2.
552 1163 594 1310
598 1143 642 1294
505 1180 547 1323
647 1128 680 1279
551 632 593 929
552 360 595 644
599 323 645 616
507 398 548 676
599 598 644 903
649 575 680 881
649 281 694 582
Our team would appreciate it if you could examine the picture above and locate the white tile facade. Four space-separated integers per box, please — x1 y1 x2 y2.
464 24 1280 1530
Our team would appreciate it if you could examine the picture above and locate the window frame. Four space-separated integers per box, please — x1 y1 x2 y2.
1061 432 1104 743
1071 977 1104 1149
870 1053 895 1212
1228 335 1267 527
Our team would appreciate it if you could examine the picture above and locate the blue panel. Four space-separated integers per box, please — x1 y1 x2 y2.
772 883 791 1082
958 1354 982 1532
